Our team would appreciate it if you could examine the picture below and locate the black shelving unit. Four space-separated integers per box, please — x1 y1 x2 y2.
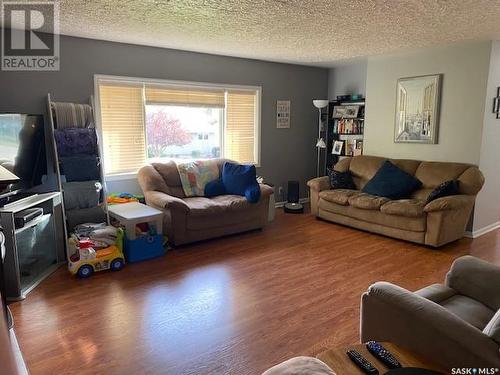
323 98 366 175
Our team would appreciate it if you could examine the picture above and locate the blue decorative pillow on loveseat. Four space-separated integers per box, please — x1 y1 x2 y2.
362 161 422 199
221 162 261 203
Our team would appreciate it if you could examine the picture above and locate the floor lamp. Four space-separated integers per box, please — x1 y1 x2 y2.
313 100 329 177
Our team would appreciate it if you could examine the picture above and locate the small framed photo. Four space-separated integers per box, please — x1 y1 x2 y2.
332 105 347 119
343 105 360 118
332 105 359 119
332 140 344 155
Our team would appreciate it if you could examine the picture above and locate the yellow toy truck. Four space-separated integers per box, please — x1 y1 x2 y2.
68 228 125 278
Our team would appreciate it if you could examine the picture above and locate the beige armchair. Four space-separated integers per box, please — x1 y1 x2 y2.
361 256 500 369
137 159 273 246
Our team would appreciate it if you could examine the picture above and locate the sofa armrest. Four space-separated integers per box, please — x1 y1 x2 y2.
259 184 274 198
424 194 474 212
144 191 189 214
307 176 330 192
361 281 500 368
445 256 500 311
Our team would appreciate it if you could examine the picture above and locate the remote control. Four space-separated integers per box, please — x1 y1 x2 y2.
346 349 379 375
366 341 402 369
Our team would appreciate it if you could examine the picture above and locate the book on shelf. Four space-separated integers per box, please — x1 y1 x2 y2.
342 139 364 157
333 118 364 134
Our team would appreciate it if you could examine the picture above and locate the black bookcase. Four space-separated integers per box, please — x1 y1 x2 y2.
323 99 366 176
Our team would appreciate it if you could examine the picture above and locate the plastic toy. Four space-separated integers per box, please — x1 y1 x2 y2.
68 228 125 278
107 192 145 205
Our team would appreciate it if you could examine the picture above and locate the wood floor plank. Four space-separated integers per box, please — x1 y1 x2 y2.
9 209 500 375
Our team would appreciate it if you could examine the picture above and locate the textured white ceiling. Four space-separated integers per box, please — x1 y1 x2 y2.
33 1 500 66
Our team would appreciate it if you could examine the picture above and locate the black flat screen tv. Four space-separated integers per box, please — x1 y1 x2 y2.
0 113 47 199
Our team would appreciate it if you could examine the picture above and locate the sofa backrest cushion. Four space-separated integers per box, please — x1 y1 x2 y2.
348 155 385 189
152 161 185 198
335 155 484 196
141 158 233 198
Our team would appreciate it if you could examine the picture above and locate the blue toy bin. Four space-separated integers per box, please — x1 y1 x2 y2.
124 234 165 263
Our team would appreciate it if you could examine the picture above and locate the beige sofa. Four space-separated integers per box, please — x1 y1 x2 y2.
137 159 273 246
307 155 484 247
361 256 500 369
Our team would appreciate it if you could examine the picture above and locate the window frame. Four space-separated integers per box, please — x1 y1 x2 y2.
93 74 262 180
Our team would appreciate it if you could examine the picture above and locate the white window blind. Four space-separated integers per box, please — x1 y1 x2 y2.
225 90 258 164
98 83 146 175
145 85 225 107
96 76 260 176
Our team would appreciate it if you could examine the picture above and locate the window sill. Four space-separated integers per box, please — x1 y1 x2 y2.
105 172 138 181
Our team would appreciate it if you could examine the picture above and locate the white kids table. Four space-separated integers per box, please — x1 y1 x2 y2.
107 202 163 240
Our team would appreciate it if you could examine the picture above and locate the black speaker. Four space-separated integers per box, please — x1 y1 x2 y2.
287 181 300 203
284 180 303 214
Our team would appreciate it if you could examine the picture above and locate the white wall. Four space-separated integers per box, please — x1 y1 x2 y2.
473 41 500 233
363 41 492 164
328 60 367 99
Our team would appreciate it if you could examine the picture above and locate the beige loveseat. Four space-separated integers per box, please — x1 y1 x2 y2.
138 159 273 246
307 155 484 247
361 256 500 368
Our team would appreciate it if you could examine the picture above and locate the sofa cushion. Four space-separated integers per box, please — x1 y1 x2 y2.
415 284 457 303
184 195 250 216
152 161 185 198
362 161 422 199
415 162 469 189
348 193 389 210
329 170 356 190
483 309 500 345
186 202 263 231
380 199 426 217
439 295 495 330
426 180 460 203
319 200 426 232
411 188 435 201
319 189 360 206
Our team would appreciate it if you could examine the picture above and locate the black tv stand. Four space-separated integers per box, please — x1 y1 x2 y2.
1 192 66 300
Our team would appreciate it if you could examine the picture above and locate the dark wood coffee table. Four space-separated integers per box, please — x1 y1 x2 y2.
317 342 445 374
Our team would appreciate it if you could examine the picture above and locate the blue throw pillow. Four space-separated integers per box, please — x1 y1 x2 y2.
426 180 459 203
244 184 261 203
204 179 226 197
222 162 260 203
362 161 422 199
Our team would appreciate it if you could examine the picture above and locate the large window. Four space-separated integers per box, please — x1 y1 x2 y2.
95 76 261 176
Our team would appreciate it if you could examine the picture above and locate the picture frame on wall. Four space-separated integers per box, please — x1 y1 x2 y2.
394 74 442 144
276 100 291 128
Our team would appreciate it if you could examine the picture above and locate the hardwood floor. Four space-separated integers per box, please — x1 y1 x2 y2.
10 209 500 375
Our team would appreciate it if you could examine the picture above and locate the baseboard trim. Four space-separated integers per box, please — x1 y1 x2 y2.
464 221 500 238
275 197 309 208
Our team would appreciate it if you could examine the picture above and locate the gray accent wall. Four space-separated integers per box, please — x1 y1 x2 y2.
0 34 328 198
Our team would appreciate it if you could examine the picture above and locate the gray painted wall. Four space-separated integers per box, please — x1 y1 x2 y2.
328 60 367 99
0 34 328 198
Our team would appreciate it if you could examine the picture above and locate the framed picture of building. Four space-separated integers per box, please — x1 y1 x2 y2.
394 74 442 144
